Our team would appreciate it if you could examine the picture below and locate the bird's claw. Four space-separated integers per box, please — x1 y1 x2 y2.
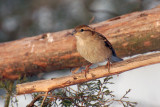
82 69 89 78
81 64 92 78
106 60 111 73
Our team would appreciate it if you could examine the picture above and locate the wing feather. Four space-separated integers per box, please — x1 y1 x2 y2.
96 32 117 56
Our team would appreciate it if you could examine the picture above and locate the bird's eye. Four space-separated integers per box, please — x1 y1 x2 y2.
80 29 84 32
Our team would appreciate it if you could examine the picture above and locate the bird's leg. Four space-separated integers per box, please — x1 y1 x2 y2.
82 64 92 77
106 59 111 73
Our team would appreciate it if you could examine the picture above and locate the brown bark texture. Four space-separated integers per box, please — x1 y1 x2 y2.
0 7 160 80
16 52 160 95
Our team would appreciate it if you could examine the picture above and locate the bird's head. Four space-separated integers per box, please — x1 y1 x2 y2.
72 25 95 39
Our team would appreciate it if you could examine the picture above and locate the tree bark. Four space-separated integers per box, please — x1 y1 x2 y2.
16 52 160 95
1 7 160 80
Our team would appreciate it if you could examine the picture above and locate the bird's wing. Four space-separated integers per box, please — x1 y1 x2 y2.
96 32 117 56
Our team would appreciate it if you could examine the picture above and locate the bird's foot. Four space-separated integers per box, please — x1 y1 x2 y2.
82 68 89 78
106 61 111 73
82 64 92 78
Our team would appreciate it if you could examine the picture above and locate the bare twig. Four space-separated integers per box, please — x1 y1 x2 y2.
16 52 160 95
40 92 48 107
27 94 45 107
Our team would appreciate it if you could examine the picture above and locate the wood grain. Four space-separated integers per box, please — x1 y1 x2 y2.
1 7 160 80
16 52 160 95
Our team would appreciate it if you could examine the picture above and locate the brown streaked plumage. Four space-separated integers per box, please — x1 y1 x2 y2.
72 25 123 77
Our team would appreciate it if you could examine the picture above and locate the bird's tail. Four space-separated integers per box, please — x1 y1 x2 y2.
110 55 123 63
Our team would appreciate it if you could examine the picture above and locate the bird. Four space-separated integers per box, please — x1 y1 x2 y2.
72 25 123 77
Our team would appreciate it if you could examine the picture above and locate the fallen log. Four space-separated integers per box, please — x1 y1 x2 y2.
1 7 160 80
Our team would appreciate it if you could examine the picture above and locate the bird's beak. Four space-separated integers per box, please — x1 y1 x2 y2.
71 30 76 36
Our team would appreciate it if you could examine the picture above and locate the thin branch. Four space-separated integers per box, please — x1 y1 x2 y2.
27 94 45 107
16 52 160 95
40 92 48 107
120 89 131 100
5 81 14 107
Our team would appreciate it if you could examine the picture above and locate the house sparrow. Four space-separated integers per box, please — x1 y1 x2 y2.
72 25 123 77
